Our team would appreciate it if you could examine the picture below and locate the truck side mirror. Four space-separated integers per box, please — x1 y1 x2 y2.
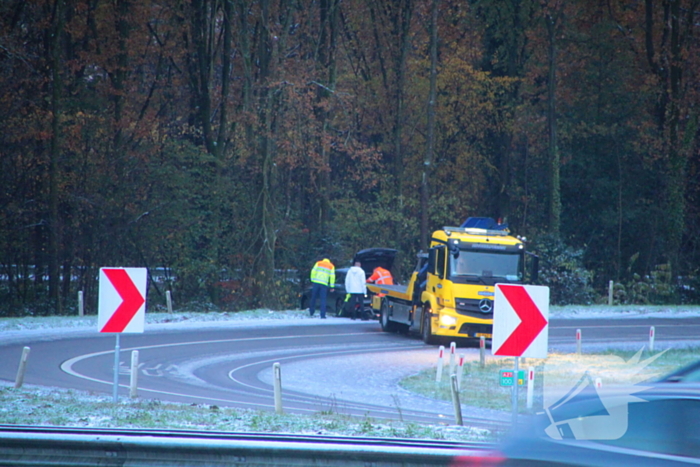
526 252 539 283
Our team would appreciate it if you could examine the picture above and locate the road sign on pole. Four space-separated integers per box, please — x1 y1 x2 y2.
492 284 549 359
98 268 147 333
499 369 526 386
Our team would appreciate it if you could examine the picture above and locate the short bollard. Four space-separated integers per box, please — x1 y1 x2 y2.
78 291 84 316
649 326 655 352
457 354 465 390
450 374 463 426
526 367 535 409
273 362 283 414
166 290 173 314
449 342 456 375
436 345 445 382
576 329 582 355
15 347 31 389
130 350 139 398
479 336 485 368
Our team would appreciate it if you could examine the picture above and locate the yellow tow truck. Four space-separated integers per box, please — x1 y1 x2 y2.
367 218 538 344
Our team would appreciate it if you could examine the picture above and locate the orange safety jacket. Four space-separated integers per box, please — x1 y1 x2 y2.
368 267 393 285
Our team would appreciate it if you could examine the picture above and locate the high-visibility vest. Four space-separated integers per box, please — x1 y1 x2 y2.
310 259 335 287
368 267 393 285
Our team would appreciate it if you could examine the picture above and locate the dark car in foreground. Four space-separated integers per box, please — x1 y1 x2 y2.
658 359 700 383
452 384 700 466
299 248 397 319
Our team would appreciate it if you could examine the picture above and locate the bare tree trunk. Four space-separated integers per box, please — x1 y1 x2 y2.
421 0 438 252
643 0 696 276
48 0 65 313
664 0 684 274
191 0 215 155
252 0 292 307
112 0 130 157
393 0 413 205
216 0 233 156
317 0 339 230
546 12 560 236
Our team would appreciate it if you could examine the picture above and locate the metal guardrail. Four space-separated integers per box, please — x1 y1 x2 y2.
0 426 492 467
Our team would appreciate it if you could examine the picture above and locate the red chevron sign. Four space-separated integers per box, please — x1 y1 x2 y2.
98 268 147 333
492 284 549 358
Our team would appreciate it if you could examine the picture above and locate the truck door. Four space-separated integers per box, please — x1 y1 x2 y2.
426 246 446 295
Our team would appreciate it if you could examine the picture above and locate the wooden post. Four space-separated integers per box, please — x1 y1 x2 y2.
450 375 463 426
130 350 139 398
273 362 283 414
14 347 31 389
479 336 486 368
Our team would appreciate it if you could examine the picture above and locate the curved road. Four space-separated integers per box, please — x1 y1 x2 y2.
1 316 698 427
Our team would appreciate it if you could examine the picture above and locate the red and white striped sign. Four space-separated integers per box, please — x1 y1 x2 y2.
98 268 147 333
492 284 549 358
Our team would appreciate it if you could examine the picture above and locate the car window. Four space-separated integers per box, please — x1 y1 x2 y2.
598 398 700 458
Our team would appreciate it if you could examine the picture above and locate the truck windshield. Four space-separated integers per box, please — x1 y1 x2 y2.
449 250 522 282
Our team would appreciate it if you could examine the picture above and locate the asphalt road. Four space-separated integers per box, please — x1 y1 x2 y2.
1 316 698 427
548 316 700 345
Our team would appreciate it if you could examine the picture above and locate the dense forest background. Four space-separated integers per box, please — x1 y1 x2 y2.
1 0 699 315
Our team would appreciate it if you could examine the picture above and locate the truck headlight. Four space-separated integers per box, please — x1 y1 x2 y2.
439 314 457 326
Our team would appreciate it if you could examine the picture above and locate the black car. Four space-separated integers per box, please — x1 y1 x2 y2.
299 248 397 319
452 384 700 466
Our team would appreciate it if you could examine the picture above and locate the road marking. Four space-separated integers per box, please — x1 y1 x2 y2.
552 323 700 329
59 332 424 413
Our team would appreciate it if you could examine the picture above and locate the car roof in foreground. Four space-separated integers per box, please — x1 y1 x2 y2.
494 384 700 466
658 359 700 383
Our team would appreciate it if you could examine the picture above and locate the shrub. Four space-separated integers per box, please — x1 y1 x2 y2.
529 234 596 305
613 264 682 305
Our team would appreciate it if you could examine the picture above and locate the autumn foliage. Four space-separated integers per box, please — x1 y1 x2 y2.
1 0 699 313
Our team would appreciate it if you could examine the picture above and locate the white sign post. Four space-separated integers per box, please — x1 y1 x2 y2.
98 267 147 403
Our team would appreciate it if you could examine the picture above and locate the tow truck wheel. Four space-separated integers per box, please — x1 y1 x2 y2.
422 305 437 345
380 299 397 332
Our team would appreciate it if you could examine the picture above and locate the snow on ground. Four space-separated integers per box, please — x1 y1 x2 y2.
2 305 700 418
549 304 700 320
3 304 699 336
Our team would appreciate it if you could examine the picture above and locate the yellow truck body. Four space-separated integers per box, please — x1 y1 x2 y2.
367 221 533 344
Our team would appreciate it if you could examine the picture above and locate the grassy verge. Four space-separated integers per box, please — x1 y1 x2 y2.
400 346 700 413
0 383 496 442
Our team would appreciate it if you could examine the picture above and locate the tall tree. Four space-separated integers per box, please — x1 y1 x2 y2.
420 0 438 251
543 0 563 235
641 0 698 274
48 0 66 312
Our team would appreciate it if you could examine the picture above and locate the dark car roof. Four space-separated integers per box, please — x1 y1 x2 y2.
658 359 700 383
353 248 397 276
499 384 700 464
